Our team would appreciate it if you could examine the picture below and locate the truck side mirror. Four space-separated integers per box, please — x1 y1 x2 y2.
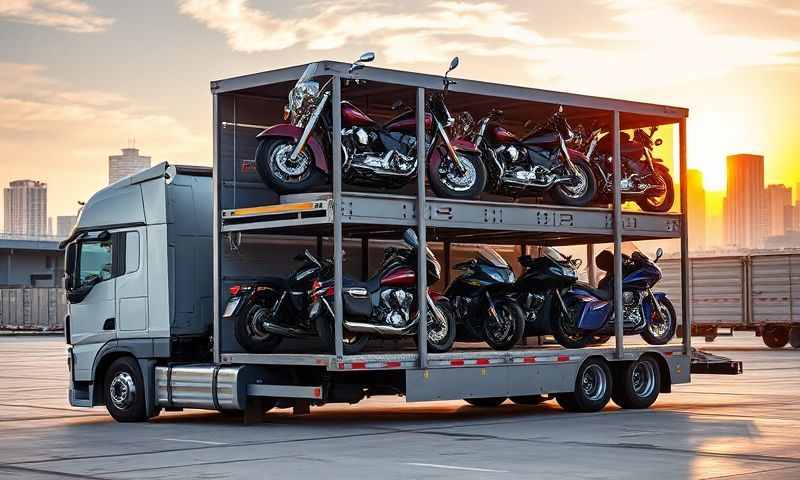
64 243 77 290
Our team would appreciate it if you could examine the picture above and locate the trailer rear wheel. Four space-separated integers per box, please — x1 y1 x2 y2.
556 358 612 412
509 395 548 405
464 397 506 407
104 357 148 423
762 326 789 349
790 327 800 349
611 356 660 409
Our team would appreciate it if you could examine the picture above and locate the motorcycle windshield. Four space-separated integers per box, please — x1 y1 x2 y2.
295 62 320 88
543 246 569 264
478 246 509 268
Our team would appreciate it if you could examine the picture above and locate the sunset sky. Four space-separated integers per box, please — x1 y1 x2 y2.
2 0 800 223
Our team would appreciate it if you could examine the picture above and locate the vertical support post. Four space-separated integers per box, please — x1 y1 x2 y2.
679 118 691 356
332 75 344 359
211 92 221 364
361 237 369 281
316 235 323 258
612 111 624 359
416 87 428 369
443 240 451 286
587 243 596 286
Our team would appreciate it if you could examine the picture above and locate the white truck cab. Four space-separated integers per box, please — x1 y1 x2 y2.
62 162 212 421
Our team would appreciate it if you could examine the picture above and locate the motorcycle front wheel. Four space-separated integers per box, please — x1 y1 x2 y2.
482 297 525 350
255 137 324 194
640 297 677 345
550 157 597 207
429 151 486 199
551 299 593 349
636 167 675 213
413 298 457 353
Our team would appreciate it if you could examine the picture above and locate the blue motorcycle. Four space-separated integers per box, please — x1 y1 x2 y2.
554 247 677 348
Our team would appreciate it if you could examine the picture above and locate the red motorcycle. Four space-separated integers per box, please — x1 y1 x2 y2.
309 229 456 355
254 54 486 199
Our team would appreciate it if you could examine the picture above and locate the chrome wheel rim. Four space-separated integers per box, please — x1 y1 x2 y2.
581 364 607 401
441 155 477 192
559 166 589 198
631 360 656 398
109 372 136 410
427 307 449 344
249 306 277 340
646 175 668 207
270 143 311 183
648 304 672 339
486 304 513 343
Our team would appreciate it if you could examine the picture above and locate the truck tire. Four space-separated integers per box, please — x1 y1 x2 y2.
509 395 548 405
762 326 789 349
104 357 148 423
790 327 800 349
464 397 506 407
611 356 661 409
555 358 612 413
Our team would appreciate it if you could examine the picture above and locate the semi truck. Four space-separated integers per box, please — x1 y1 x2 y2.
63 61 739 423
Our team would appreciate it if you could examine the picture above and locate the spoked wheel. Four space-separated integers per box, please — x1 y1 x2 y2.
556 358 612 412
429 151 486 199
640 297 677 345
550 157 597 207
551 297 592 349
414 298 457 353
234 302 284 353
255 138 323 194
482 297 525 350
612 355 661 409
637 167 675 212
315 314 370 355
464 397 507 407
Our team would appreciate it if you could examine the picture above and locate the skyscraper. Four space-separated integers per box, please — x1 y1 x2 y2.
723 154 764 249
686 169 706 251
108 147 151 184
56 215 78 237
3 180 47 236
765 184 792 236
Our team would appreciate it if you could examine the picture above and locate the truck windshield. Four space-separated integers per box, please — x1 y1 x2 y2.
78 240 113 287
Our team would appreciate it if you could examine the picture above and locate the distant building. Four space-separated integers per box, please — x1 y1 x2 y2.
108 147 151 184
56 215 78 237
686 169 706 251
765 184 792 236
3 180 47 236
723 154 765 249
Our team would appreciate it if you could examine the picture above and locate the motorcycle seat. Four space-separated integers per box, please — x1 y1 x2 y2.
577 282 611 301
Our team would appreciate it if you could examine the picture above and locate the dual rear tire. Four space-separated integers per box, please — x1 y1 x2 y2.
556 356 661 412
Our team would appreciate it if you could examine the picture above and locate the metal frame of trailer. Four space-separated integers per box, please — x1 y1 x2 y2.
208 60 704 410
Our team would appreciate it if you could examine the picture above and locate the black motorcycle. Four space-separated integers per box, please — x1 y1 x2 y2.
468 107 597 206
225 250 331 353
445 246 525 350
310 229 456 355
573 123 675 212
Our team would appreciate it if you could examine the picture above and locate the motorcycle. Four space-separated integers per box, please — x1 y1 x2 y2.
254 53 487 199
557 246 677 348
224 250 332 353
466 106 597 206
445 246 526 350
573 123 675 212
309 229 456 355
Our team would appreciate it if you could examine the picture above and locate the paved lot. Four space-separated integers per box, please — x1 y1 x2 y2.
0 335 798 480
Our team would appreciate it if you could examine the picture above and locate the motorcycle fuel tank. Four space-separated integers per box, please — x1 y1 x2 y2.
491 126 519 144
381 266 416 287
384 112 433 134
341 101 377 127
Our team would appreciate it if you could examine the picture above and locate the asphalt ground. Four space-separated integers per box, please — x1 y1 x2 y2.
0 334 798 479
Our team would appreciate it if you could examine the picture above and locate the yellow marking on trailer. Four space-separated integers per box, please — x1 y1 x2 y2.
225 201 324 218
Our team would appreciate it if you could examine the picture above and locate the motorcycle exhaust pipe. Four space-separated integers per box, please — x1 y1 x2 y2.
260 321 314 338
343 319 418 336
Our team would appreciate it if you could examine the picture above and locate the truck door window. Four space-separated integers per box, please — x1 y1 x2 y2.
78 240 113 287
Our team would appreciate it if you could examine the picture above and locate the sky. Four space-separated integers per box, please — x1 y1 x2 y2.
1 0 800 224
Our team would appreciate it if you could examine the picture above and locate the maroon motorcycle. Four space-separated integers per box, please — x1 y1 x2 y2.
254 54 486 199
309 229 456 355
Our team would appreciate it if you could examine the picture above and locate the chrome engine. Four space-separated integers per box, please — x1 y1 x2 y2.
622 291 643 328
378 289 414 327
343 127 417 176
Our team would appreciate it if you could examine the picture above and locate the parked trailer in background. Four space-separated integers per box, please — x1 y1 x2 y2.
660 252 800 348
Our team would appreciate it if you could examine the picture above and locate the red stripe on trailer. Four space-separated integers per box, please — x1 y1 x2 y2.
664 351 673 356
450 359 465 366
385 361 402 368
350 362 367 369
557 355 570 362
337 362 345 369
313 387 322 398
523 357 536 364
476 358 490 365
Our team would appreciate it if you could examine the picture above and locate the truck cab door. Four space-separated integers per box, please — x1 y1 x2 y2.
65 233 119 382
115 230 149 336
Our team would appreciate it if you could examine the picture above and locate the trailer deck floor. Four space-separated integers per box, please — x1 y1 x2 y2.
0 334 795 480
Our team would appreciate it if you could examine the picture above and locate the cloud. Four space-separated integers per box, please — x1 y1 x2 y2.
0 0 113 33
0 63 207 220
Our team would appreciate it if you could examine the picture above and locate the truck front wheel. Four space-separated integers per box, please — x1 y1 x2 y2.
105 357 148 422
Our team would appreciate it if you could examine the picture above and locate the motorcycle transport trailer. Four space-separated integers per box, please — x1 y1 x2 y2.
63 60 740 422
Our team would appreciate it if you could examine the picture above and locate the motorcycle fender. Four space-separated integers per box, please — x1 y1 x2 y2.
567 148 589 162
451 138 481 154
429 140 480 171
255 123 329 173
428 290 446 302
567 292 610 331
